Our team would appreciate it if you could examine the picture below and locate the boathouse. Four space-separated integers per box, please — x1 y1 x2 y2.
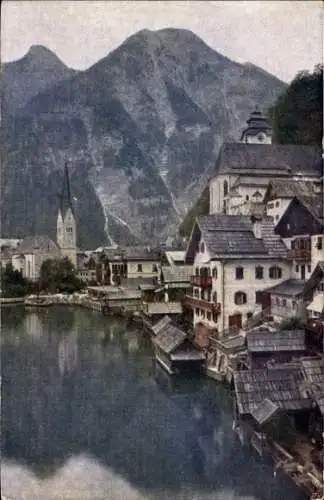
152 321 205 375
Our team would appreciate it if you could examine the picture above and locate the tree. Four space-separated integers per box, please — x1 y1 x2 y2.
268 64 323 145
0 262 33 297
39 257 83 294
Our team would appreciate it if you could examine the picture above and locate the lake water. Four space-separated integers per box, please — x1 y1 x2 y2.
1 306 306 500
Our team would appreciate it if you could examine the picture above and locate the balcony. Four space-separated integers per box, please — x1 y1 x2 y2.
183 295 221 314
288 248 311 262
191 275 212 288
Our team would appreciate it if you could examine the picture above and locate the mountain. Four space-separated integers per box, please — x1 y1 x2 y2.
2 45 78 121
1 29 287 249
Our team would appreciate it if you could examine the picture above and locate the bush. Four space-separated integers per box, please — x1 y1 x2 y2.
279 317 304 330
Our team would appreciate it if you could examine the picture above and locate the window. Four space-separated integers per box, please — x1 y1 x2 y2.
269 266 282 279
207 312 211 321
275 201 279 207
255 266 263 280
234 291 247 305
152 264 158 273
201 310 206 319
292 301 297 309
212 267 218 279
194 289 199 298
137 264 142 272
282 298 287 307
212 292 217 303
308 265 311 273
195 267 199 276
223 180 228 197
276 297 280 306
317 237 323 250
200 242 205 253
235 267 244 280
296 265 299 273
268 202 274 209
275 215 279 221
286 223 290 230
195 308 199 316
245 195 249 201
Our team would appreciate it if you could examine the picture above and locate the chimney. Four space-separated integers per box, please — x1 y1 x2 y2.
251 215 262 239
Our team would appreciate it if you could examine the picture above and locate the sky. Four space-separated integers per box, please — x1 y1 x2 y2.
2 0 323 83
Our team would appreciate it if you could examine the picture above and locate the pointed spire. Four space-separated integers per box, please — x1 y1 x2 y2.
60 160 74 217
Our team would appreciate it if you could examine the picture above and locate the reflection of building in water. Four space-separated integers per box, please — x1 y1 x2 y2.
24 312 43 339
58 324 78 375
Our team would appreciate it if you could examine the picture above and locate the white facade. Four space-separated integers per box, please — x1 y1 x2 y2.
192 235 291 334
265 198 291 224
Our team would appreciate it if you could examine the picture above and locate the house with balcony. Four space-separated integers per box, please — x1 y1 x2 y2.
273 195 323 281
184 214 290 336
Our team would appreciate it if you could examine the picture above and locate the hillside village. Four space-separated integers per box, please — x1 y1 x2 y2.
1 106 324 497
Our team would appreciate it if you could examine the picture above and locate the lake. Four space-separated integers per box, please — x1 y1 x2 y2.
1 306 306 500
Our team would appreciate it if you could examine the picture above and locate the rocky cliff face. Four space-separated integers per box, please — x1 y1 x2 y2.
2 29 286 249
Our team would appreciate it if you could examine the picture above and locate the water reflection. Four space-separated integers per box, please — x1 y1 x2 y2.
1 307 306 500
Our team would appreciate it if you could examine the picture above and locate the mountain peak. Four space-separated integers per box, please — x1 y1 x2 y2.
24 44 68 66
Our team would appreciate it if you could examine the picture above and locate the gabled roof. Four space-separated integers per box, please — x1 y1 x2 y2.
262 279 305 297
153 323 187 354
216 143 322 176
234 366 311 415
164 251 185 265
299 261 324 299
246 329 305 353
15 235 59 254
274 197 324 238
298 194 323 222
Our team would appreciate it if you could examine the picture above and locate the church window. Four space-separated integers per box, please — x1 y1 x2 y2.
235 267 244 280
255 266 263 280
234 291 247 305
223 180 228 197
269 266 282 279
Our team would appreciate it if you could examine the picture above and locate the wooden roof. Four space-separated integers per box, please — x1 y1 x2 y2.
234 366 311 415
153 323 187 354
246 329 305 353
301 358 324 415
151 315 172 336
250 398 280 426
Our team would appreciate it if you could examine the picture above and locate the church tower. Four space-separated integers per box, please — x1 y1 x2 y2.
56 162 77 266
240 107 272 144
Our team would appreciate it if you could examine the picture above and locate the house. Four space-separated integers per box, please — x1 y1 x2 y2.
184 214 290 335
209 108 322 217
11 235 62 281
259 279 306 322
263 179 319 225
246 329 306 369
76 253 97 283
98 246 160 286
207 333 247 383
152 319 205 375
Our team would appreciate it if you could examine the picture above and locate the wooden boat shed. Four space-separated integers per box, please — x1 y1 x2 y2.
152 319 206 375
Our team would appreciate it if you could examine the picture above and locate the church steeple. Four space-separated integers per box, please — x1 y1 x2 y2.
56 161 77 266
240 106 272 144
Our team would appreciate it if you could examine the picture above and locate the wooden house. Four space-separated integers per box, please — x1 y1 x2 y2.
246 329 307 369
152 321 205 375
207 334 247 383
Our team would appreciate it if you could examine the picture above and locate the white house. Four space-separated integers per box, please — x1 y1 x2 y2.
184 214 291 335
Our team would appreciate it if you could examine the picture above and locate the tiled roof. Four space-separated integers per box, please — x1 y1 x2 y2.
267 179 317 199
16 235 59 254
261 218 288 258
217 143 322 176
162 266 192 283
234 366 311 415
198 215 268 256
246 329 305 353
263 279 305 297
